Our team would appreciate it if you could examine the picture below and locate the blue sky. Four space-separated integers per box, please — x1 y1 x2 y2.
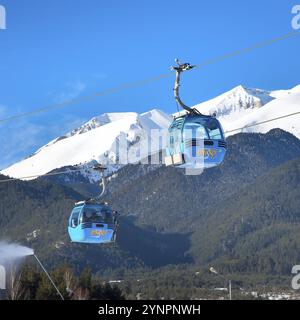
0 0 299 169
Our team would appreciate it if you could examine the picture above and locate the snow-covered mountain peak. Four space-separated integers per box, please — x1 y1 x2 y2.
140 109 172 130
221 83 300 138
67 112 138 137
194 85 275 119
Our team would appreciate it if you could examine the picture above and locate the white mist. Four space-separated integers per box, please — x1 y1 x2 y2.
0 241 34 262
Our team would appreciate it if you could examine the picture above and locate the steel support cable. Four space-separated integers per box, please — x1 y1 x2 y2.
0 30 299 125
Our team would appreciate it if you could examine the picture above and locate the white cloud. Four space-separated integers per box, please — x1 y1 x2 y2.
0 80 88 171
0 120 44 170
0 112 86 171
54 80 86 103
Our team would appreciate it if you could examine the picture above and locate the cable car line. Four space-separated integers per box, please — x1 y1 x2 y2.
0 73 172 125
0 30 299 126
193 30 300 69
224 111 300 134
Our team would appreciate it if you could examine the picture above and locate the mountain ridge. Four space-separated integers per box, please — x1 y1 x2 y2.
1 83 300 179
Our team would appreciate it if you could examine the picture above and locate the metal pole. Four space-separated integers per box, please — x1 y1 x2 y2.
209 267 232 300
33 254 64 300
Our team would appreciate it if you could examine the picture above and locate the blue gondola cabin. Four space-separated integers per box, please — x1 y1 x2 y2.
165 114 227 169
68 201 117 244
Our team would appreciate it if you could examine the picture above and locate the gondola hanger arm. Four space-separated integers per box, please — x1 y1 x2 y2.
171 59 201 115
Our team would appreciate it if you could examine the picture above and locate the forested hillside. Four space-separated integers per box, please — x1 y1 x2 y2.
1 129 300 290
